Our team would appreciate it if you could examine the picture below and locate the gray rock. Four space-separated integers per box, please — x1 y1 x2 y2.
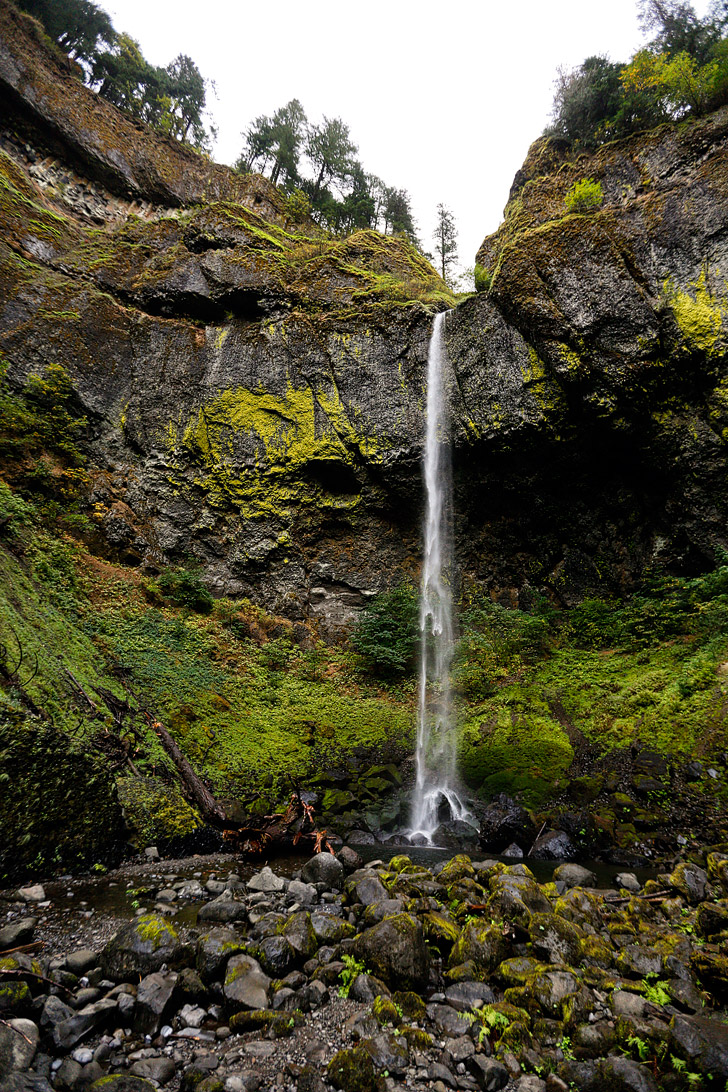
64 950 99 976
530 830 577 860
615 872 641 893
669 1013 728 1076
129 1058 176 1085
255 935 295 976
40 994 75 1031
223 954 270 1010
301 853 345 889
195 928 247 982
16 886 45 903
197 896 248 923
134 971 178 1035
246 866 285 893
553 863 596 888
53 998 118 1049
0 919 37 950
360 1031 409 1075
100 915 191 979
353 912 429 991
467 1054 510 1090
0 1018 39 1073
501 842 524 859
348 974 390 1003
444 981 496 1012
287 879 317 905
425 1003 474 1038
345 870 389 906
337 847 363 871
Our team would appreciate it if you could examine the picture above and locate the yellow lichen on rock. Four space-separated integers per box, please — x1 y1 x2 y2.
664 270 725 353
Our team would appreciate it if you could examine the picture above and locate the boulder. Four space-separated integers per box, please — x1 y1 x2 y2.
530 830 577 860
669 1013 728 1076
353 913 429 991
100 915 192 979
0 1018 38 1074
195 929 247 982
301 853 345 889
479 795 535 852
223 954 270 1011
553 863 596 888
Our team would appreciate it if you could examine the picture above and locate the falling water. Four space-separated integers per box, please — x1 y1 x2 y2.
410 311 474 842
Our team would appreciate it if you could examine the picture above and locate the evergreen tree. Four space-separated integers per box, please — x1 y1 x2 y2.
433 204 458 284
16 0 115 66
305 116 357 204
238 99 307 187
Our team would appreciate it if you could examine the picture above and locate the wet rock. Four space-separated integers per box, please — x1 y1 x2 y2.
353 912 429 991
222 954 270 1011
310 910 355 944
530 830 577 860
448 921 507 974
301 853 345 889
255 935 295 976
528 913 583 965
281 911 318 961
479 795 535 852
689 949 728 1001
100 915 191 979
502 842 524 859
40 994 75 1031
597 1056 658 1091
88 1079 157 1092
696 898 728 938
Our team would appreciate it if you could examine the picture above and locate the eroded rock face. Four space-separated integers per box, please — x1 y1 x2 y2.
3 6 728 621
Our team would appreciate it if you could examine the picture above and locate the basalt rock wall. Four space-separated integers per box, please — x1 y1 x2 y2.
2 4 728 627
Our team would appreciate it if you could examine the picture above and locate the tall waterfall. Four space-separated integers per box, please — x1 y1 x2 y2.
410 311 473 842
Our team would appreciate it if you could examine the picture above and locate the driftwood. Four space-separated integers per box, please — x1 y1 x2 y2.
144 713 334 858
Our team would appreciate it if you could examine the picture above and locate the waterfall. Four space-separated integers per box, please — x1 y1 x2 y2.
410 311 473 842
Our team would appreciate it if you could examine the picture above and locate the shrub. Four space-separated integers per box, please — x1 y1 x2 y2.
474 263 492 292
350 585 419 676
564 177 603 214
155 565 214 613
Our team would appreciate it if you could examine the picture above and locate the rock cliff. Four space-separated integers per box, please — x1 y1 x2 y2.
2 3 728 627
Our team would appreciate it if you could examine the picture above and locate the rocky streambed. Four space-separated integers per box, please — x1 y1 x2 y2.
2 847 728 1092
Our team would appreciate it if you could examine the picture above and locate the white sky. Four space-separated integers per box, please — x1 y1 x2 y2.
107 0 712 277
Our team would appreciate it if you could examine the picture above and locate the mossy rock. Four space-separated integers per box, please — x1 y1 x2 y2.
422 910 460 953
396 1025 432 1050
448 921 507 975
327 1045 382 1092
100 914 192 979
371 995 401 1027
391 990 426 1021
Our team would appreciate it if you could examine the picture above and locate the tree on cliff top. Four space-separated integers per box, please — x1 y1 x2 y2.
433 204 459 286
16 0 115 66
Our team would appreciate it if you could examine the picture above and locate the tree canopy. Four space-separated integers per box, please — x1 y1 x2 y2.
15 0 214 150
547 0 728 149
236 101 418 241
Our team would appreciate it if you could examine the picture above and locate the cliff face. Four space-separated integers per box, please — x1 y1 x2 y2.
2 5 728 625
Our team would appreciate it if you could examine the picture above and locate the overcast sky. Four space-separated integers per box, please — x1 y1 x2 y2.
107 0 711 278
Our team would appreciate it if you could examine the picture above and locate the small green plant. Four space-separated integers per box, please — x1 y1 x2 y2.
338 954 366 998
564 177 603 214
626 1035 649 1062
559 1035 576 1061
642 977 671 1005
154 565 214 614
350 584 418 676
474 263 492 292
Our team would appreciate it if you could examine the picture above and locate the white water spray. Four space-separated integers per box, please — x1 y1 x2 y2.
410 312 474 842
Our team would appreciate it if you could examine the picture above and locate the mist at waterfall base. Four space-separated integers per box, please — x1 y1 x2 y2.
408 312 477 847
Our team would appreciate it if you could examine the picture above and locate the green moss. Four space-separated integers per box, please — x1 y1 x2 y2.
665 270 725 353
117 777 202 846
135 914 179 949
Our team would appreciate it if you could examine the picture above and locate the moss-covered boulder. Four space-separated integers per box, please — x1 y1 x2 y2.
100 915 192 980
327 1045 382 1092
352 913 429 992
448 921 507 975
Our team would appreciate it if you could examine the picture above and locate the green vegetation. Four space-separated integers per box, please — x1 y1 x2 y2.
15 0 214 150
547 1 728 149
564 178 603 214
238 100 418 241
350 585 419 677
